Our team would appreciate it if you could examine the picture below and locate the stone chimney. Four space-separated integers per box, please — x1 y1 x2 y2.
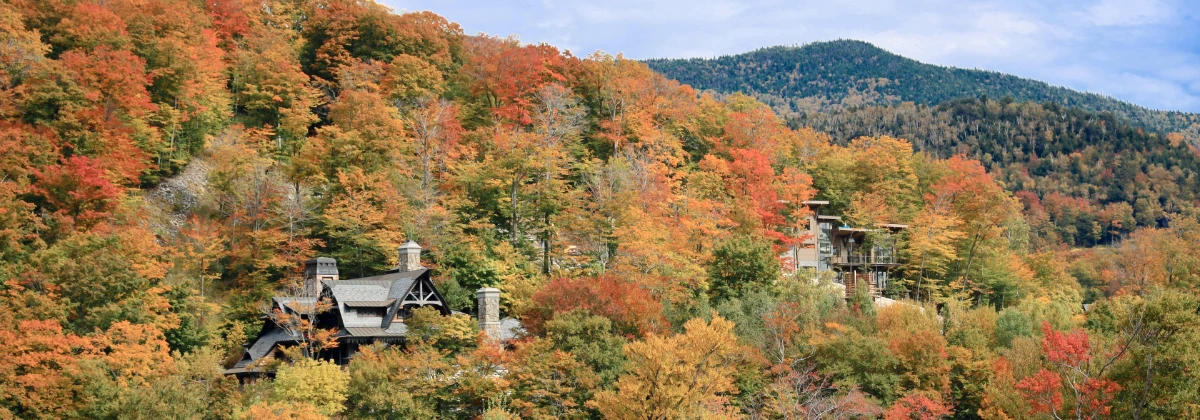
476 287 501 339
303 257 338 297
398 240 422 272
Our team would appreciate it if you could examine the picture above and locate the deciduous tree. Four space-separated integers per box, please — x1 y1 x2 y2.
590 316 750 419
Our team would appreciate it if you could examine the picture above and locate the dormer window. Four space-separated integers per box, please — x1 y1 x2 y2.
355 307 386 318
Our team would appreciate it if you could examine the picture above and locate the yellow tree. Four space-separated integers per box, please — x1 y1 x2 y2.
0 281 94 418
591 316 750 419
90 321 176 387
906 204 966 301
175 215 226 298
319 167 410 276
346 343 453 418
270 358 350 417
206 135 293 290
230 19 320 156
846 136 920 224
581 52 694 161
919 155 1022 301
504 338 601 419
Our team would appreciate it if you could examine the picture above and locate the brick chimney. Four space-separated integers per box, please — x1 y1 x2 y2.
476 287 501 339
398 240 422 272
303 257 338 297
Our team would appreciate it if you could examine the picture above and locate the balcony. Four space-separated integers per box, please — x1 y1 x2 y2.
833 253 897 266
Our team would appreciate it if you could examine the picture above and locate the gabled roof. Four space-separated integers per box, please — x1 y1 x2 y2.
320 268 449 330
229 266 451 375
233 326 298 369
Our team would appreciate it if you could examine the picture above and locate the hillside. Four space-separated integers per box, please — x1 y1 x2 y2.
649 41 1200 247
798 97 1200 247
2 2 1200 419
645 40 1200 139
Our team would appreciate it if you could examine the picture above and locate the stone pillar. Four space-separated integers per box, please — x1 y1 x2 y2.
476 287 501 339
398 240 422 272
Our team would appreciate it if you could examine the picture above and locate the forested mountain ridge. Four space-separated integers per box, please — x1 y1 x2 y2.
2 1 1200 419
645 40 1200 142
649 41 1200 247
798 97 1200 247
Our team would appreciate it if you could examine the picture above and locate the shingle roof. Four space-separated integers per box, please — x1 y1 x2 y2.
272 297 318 314
344 324 407 337
329 285 390 304
323 268 430 328
343 300 396 307
233 327 297 368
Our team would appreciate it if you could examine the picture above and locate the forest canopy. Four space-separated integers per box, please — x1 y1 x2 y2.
0 1 1198 419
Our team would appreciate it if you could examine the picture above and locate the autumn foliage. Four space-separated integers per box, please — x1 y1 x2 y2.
0 1 1196 418
529 275 667 337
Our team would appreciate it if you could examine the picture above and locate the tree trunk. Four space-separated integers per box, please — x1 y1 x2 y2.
543 213 551 275
960 232 981 300
916 250 927 302
510 176 520 243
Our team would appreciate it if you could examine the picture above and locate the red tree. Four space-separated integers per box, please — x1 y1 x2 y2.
1017 323 1121 419
529 275 666 337
33 155 122 231
884 393 953 420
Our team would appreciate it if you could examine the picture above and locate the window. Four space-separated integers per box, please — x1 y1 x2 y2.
818 222 833 271
355 307 385 318
873 235 895 264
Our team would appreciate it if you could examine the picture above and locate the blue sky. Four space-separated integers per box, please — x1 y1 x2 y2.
380 0 1200 112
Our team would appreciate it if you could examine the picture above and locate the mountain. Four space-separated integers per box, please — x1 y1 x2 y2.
798 97 1200 247
645 40 1200 140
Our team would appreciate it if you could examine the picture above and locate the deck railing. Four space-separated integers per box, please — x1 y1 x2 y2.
833 254 896 265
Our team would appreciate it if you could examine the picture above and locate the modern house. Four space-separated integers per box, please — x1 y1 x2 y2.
782 200 906 297
226 241 514 378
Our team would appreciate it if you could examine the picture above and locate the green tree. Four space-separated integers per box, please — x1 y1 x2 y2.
708 234 780 303
544 310 627 386
346 344 452 419
994 308 1033 348
1101 289 1200 419
32 232 174 335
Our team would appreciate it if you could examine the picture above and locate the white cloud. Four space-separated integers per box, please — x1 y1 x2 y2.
537 16 573 29
575 0 748 23
1084 0 1169 26
1104 73 1200 110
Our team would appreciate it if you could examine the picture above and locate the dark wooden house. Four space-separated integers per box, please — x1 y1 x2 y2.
226 241 453 377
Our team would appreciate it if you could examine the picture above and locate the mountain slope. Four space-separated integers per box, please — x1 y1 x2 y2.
797 97 1200 246
645 40 1200 139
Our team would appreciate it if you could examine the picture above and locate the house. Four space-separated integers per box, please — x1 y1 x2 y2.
782 200 907 297
226 241 514 378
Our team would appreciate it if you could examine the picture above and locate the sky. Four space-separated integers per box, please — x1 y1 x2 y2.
380 0 1200 113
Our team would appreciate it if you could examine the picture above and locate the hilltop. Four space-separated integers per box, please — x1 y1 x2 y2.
645 40 1200 139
